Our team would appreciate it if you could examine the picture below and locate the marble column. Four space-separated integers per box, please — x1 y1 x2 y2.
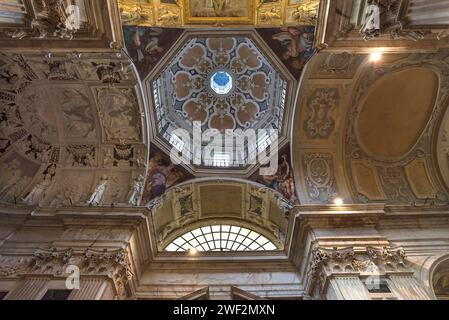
68 278 109 300
388 274 432 300
5 277 48 300
326 275 371 300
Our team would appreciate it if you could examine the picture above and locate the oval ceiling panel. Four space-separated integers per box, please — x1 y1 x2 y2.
356 68 438 159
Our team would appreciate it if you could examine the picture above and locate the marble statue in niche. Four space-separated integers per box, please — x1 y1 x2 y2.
88 175 110 206
23 164 57 205
128 174 145 206
360 0 381 40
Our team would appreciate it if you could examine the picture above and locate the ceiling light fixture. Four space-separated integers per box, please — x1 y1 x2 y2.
333 197 344 206
369 51 383 63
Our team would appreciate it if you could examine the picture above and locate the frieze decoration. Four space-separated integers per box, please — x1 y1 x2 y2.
119 0 155 26
310 53 364 79
307 245 407 293
0 247 134 298
289 0 319 25
303 153 337 203
0 248 73 277
345 53 449 204
303 88 339 139
32 247 74 275
308 246 355 280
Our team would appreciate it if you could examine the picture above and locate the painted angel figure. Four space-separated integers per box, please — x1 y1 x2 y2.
360 0 381 40
128 174 145 206
88 175 109 206
272 27 315 70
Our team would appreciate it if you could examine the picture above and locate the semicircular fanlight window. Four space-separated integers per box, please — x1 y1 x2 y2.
164 225 278 252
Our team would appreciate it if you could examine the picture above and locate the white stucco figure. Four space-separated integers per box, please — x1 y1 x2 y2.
23 170 55 205
128 174 145 206
65 4 81 31
360 1 381 40
88 175 109 206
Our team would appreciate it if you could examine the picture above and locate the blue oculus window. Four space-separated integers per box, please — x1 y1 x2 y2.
210 71 233 95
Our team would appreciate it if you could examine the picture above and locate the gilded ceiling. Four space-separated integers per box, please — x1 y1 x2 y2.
118 0 320 27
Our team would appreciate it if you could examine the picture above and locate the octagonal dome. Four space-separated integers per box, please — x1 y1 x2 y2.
145 30 295 177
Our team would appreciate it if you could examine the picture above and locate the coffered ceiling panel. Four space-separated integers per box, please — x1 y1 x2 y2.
0 51 148 207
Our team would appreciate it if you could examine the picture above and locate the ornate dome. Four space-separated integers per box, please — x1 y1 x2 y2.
146 31 295 175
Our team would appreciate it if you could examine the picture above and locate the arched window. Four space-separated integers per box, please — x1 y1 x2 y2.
164 225 278 252
433 258 449 300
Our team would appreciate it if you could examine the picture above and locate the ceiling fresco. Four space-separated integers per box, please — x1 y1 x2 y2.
257 26 315 79
139 30 296 176
123 26 184 80
142 143 298 205
153 36 288 132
